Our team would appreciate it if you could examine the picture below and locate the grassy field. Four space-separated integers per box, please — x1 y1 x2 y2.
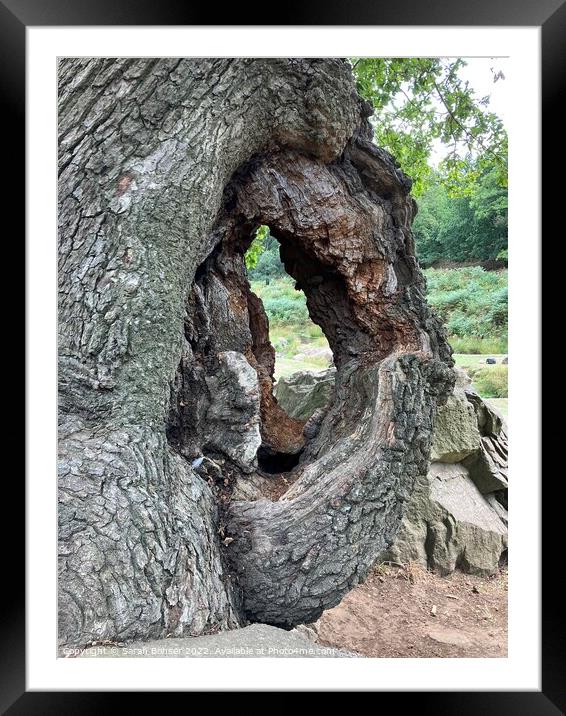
453 354 505 369
275 356 329 378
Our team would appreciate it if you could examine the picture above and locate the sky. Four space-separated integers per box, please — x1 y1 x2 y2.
459 57 508 127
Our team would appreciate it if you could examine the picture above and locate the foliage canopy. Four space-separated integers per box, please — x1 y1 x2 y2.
351 58 507 196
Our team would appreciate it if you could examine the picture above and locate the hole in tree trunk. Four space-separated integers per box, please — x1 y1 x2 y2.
256 445 304 474
165 148 451 496
244 224 335 474
245 224 333 393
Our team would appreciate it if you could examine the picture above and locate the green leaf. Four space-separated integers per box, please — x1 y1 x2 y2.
245 225 269 270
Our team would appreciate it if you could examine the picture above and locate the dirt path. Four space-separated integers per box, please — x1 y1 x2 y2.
316 564 507 658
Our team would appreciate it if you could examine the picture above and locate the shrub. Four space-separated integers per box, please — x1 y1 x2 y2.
448 335 507 354
424 267 508 352
471 365 508 398
263 296 309 322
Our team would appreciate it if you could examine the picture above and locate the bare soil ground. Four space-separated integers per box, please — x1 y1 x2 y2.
317 563 508 658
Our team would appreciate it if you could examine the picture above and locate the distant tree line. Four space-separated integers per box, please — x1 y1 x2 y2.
412 169 507 266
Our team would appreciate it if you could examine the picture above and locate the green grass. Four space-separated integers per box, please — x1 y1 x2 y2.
449 336 507 354
453 354 505 369
251 278 310 325
269 323 328 358
466 364 508 398
454 355 508 399
275 356 331 379
424 267 507 353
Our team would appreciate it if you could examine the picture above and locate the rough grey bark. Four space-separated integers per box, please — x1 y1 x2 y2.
58 57 454 647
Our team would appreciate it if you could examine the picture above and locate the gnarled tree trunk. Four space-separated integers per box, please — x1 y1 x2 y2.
58 58 454 647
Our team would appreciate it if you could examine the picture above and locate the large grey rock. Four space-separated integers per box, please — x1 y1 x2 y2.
76 623 357 658
430 370 481 462
463 386 508 496
383 376 508 576
464 385 506 438
383 462 507 576
464 435 508 494
275 367 336 420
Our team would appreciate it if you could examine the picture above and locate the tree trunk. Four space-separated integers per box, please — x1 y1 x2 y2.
58 58 454 647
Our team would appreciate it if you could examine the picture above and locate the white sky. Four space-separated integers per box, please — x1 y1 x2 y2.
459 56 508 125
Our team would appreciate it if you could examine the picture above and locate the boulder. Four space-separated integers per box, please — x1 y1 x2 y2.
77 623 357 658
302 346 333 362
463 386 508 497
275 367 336 420
383 462 507 576
463 435 508 495
430 370 481 462
384 373 508 575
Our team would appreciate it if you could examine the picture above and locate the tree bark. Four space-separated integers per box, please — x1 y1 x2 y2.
58 58 454 647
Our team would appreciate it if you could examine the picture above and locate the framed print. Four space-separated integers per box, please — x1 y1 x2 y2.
12 0 557 708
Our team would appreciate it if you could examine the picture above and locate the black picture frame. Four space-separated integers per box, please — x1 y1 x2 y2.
12 0 556 709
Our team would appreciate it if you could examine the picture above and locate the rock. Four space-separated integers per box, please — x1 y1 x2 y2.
302 346 333 362
485 493 508 526
430 371 481 462
463 387 508 496
275 367 337 420
77 624 357 658
486 357 497 364
502 356 508 365
204 351 261 472
464 386 505 437
464 436 508 494
383 462 507 576
427 625 473 647
291 623 319 642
